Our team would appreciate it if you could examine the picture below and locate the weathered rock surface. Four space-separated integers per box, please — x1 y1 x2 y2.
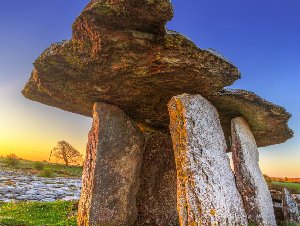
209 89 293 148
282 188 300 224
78 0 174 34
271 190 283 203
168 94 248 226
0 171 81 202
135 132 178 226
294 194 300 206
270 190 300 225
22 0 240 131
231 117 277 226
78 102 144 226
273 202 284 226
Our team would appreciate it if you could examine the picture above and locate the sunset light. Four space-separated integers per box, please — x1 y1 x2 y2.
0 0 299 225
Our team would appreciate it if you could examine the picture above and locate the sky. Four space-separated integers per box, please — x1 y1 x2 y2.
0 0 299 177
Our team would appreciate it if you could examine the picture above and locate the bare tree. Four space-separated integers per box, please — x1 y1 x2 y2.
49 141 82 166
4 153 19 166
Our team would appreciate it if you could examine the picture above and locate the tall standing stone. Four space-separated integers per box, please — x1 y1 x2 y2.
231 117 277 226
135 132 178 226
168 94 248 226
282 188 300 224
78 102 145 226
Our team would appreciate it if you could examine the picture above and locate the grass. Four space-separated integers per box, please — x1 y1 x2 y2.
0 201 77 226
268 181 300 194
0 157 82 178
37 169 55 178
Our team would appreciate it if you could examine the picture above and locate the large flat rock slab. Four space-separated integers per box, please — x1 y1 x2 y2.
231 117 276 226
79 0 174 34
209 89 293 148
78 102 144 226
168 94 248 226
135 132 178 226
22 0 240 130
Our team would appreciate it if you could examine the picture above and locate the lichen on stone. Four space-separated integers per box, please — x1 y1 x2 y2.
208 89 293 148
231 117 277 226
168 94 248 226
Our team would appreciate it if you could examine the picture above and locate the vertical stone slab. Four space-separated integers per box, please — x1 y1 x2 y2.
282 188 300 224
168 94 248 226
78 102 144 226
135 132 178 226
231 117 277 226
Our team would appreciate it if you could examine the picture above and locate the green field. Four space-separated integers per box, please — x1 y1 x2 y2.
268 181 300 194
0 158 299 225
0 201 77 226
0 157 83 178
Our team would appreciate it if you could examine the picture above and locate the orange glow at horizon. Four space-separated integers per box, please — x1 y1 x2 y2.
0 83 299 177
0 82 91 163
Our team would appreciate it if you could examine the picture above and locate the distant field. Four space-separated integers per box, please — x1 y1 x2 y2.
0 157 83 178
0 201 77 226
269 181 300 194
271 177 300 183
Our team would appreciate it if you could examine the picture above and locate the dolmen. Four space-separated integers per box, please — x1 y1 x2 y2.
22 0 293 225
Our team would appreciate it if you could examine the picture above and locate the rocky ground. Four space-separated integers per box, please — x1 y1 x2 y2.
1 170 299 223
271 190 300 224
0 171 81 202
271 190 300 206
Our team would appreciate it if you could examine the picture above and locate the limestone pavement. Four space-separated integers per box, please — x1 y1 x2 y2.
0 171 81 203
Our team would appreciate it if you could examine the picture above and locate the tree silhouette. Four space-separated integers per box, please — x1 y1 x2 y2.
4 153 19 166
49 141 82 166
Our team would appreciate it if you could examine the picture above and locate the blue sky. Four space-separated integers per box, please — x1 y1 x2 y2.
0 0 299 176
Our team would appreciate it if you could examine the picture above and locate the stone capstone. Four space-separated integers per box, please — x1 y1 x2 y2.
77 102 144 226
231 117 277 226
22 0 240 131
209 89 293 148
135 132 178 226
78 0 174 34
168 94 248 226
282 188 300 224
